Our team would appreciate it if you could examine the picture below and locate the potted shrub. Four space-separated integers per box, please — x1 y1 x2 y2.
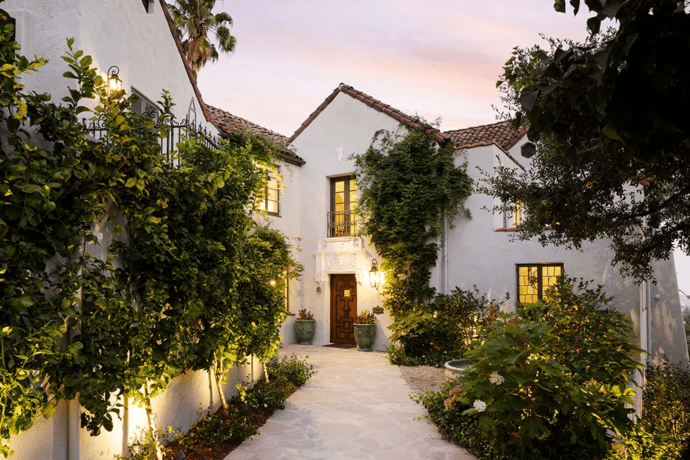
294 309 316 345
354 310 376 351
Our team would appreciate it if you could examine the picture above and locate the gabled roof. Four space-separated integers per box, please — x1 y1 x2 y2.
444 120 527 169
287 83 449 144
158 0 211 122
207 105 305 165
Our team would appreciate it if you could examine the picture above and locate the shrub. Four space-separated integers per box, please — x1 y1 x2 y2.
387 287 493 366
430 279 643 459
612 359 690 460
266 353 315 387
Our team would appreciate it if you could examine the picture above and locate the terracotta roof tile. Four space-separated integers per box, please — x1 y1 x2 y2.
207 105 305 165
444 121 527 169
158 0 211 122
288 83 449 144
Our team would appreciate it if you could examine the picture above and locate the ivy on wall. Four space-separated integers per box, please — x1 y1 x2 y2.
354 125 472 317
0 18 300 457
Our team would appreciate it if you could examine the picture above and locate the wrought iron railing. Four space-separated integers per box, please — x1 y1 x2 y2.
327 210 357 237
83 116 221 164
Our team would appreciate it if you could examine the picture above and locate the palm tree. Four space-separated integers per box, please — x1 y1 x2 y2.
167 0 236 76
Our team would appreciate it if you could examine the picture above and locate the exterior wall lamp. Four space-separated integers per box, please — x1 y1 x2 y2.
369 259 380 289
107 66 123 94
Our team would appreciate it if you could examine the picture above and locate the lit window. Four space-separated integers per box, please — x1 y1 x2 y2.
259 175 280 216
516 264 563 303
328 176 357 237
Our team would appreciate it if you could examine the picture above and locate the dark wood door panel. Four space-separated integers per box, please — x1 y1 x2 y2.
330 274 357 344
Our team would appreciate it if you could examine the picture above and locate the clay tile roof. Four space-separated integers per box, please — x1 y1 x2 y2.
207 105 305 165
287 83 450 144
444 120 527 151
444 120 527 169
158 0 211 122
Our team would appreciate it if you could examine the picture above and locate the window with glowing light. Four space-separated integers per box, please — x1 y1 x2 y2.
258 175 280 216
516 263 563 304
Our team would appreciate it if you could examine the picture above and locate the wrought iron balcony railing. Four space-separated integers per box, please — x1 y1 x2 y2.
327 210 357 237
83 116 221 164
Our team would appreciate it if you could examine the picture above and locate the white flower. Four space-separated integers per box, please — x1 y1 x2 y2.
473 399 487 412
489 373 505 385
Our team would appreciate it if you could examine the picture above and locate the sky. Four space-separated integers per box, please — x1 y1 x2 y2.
195 0 690 299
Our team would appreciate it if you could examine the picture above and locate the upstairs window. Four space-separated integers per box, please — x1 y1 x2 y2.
259 175 280 216
131 88 160 123
503 201 522 228
521 142 536 159
516 263 563 304
328 176 357 237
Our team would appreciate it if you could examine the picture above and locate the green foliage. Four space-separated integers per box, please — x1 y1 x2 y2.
355 309 375 324
492 1 690 279
266 353 316 387
167 0 237 75
354 124 472 314
0 24 301 456
435 280 642 459
612 359 690 460
388 287 493 366
414 380 500 459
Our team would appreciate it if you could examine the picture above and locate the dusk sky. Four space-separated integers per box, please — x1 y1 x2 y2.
196 0 690 297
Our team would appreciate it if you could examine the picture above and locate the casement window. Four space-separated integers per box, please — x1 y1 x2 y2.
516 263 563 304
328 175 357 237
131 88 160 123
503 201 522 228
258 175 280 216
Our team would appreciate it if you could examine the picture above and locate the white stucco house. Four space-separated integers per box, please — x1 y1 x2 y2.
211 82 688 371
1 1 254 459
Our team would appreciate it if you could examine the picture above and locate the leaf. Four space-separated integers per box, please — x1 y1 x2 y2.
125 178 137 188
520 416 548 438
42 403 56 419
587 16 601 34
602 123 625 144
9 295 33 312
554 0 566 13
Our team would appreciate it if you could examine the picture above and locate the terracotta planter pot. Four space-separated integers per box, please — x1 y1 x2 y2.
294 319 316 345
353 323 376 351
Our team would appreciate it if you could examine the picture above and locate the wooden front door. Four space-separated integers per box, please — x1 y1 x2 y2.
330 274 357 344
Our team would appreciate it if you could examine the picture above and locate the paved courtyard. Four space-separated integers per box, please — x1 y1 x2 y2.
224 344 476 460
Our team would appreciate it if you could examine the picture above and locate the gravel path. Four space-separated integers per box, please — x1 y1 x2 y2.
398 365 446 394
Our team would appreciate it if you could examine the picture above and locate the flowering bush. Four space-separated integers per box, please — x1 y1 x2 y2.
297 309 314 320
355 310 376 324
436 279 643 459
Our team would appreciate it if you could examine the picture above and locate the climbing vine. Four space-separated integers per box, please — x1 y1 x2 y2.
354 125 473 363
354 124 472 314
0 16 299 457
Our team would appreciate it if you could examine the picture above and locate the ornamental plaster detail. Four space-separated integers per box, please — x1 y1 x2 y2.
314 237 373 285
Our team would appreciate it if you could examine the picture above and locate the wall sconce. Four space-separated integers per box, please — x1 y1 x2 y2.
107 66 123 94
369 259 380 289
269 280 277 287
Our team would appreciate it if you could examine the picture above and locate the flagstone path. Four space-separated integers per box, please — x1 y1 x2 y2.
224 344 476 460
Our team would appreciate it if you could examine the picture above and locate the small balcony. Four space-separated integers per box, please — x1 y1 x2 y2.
84 117 221 165
327 210 357 237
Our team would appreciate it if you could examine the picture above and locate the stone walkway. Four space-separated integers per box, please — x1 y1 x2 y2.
224 344 476 460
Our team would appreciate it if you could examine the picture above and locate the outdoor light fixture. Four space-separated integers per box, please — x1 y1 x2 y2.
269 280 277 287
107 66 123 94
369 259 380 289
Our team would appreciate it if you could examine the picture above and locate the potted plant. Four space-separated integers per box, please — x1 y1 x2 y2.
353 310 376 351
294 309 316 345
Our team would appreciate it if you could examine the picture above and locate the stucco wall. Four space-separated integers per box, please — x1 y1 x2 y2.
290 91 399 350
5 0 215 132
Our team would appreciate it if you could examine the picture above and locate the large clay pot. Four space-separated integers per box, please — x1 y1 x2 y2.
353 323 376 351
294 319 316 345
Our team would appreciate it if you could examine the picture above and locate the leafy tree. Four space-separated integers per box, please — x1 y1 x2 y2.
167 0 236 76
489 0 690 279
